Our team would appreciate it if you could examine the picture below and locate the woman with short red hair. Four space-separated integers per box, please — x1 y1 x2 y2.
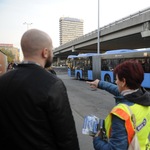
114 61 144 91
87 61 150 150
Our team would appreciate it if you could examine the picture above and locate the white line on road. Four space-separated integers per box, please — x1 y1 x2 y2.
72 109 84 120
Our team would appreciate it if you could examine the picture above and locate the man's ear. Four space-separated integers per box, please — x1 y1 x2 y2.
42 48 48 58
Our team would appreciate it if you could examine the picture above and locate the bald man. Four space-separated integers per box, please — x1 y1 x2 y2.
0 29 80 150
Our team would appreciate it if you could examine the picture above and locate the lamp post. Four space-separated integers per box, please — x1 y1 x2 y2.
98 0 100 54
23 22 32 30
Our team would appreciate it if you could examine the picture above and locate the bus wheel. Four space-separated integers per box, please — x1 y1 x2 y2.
77 73 80 80
105 74 111 82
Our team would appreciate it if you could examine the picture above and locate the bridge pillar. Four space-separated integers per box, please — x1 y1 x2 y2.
52 57 57 66
141 22 150 38
57 57 60 66
65 59 68 66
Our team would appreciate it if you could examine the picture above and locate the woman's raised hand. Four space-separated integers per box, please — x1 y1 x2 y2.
86 79 100 89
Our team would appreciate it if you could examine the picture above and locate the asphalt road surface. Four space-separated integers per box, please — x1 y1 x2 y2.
53 67 115 118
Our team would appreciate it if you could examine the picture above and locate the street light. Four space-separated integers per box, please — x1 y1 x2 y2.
23 22 32 30
98 0 100 54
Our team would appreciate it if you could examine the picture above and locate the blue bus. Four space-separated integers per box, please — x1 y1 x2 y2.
67 49 150 88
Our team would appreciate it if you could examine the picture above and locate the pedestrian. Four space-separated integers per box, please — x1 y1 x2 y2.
7 63 13 71
0 29 80 150
87 60 150 150
11 60 18 68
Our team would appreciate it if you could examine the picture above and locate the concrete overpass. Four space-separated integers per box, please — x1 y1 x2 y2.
53 7 150 65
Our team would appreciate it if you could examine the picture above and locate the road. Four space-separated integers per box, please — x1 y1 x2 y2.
54 67 115 118
53 67 115 150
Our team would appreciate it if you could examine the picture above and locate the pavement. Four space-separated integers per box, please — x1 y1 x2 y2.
52 66 68 75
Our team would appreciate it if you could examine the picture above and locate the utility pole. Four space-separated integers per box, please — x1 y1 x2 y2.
23 22 32 30
98 0 100 54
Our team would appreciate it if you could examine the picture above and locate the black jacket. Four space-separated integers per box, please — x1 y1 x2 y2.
0 63 79 150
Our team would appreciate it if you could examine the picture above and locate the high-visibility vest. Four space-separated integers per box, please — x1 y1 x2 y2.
105 103 150 150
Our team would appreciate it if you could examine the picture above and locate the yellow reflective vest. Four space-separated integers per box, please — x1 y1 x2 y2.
105 103 150 150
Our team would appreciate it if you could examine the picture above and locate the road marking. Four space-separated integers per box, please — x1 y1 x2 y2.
72 109 84 120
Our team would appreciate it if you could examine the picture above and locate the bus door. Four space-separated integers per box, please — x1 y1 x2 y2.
71 61 75 76
82 59 88 79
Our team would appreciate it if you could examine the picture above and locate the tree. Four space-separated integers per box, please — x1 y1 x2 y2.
1 48 15 64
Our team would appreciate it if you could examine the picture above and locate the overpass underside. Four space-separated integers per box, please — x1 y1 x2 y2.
53 32 150 61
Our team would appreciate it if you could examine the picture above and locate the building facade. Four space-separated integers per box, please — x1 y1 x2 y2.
0 50 7 76
12 47 20 63
0 44 20 63
59 17 84 45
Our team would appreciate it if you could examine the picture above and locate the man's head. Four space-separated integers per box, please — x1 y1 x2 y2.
21 29 53 68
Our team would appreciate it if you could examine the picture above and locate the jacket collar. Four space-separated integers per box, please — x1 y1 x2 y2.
20 61 42 67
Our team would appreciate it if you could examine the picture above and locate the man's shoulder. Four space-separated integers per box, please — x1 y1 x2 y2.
0 68 16 78
0 69 17 87
33 67 61 83
45 71 61 84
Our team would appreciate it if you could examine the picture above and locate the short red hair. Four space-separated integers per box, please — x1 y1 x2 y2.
113 61 144 89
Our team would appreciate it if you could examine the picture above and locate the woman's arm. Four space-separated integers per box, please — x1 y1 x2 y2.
86 80 120 96
98 81 120 96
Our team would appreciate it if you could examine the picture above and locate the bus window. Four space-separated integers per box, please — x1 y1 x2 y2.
135 58 146 72
88 57 92 70
119 58 125 64
145 58 150 73
112 58 125 70
113 59 120 68
106 59 113 71
102 59 107 65
75 59 80 69
81 59 85 69
101 59 109 71
135 58 142 64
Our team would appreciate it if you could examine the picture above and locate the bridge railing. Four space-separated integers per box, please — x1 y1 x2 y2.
54 7 150 51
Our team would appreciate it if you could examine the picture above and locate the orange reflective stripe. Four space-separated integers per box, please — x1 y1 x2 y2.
111 108 134 145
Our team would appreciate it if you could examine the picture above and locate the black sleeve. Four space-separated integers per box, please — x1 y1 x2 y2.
46 79 80 150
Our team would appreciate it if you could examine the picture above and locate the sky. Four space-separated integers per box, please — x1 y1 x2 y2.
0 0 150 60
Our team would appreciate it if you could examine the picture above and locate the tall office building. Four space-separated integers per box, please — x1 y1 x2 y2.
59 17 84 45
